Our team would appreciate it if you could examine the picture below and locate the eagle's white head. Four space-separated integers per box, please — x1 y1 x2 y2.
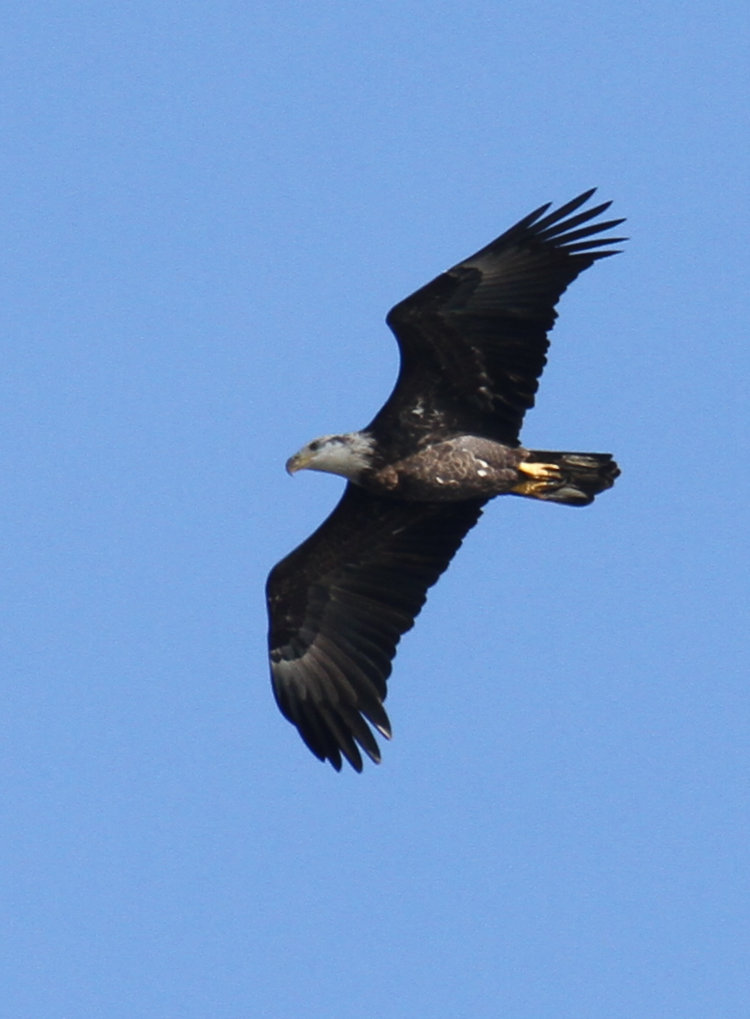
285 432 375 482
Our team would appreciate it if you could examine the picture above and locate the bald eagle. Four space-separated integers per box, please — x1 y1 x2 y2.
266 190 624 771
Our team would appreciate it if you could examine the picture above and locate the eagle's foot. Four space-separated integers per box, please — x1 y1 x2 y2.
512 460 563 497
518 461 561 480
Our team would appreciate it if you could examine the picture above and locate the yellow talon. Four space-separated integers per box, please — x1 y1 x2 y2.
518 461 561 480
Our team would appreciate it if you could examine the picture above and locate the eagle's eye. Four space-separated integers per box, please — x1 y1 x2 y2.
309 440 321 452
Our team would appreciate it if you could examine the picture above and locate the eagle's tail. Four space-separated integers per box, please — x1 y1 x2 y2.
513 451 620 507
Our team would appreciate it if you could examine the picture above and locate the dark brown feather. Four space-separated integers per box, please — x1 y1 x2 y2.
267 484 485 770
373 189 625 448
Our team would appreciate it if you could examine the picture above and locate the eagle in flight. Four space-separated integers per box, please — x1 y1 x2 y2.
266 190 624 771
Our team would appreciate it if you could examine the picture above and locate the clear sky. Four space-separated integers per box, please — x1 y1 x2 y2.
3 3 749 1016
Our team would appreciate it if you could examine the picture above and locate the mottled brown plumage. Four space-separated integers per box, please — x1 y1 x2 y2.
267 190 625 771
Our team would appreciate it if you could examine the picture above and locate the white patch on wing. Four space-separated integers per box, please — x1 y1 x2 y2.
472 454 490 478
411 399 425 417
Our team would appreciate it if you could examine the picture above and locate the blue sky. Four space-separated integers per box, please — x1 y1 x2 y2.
3 2 749 1016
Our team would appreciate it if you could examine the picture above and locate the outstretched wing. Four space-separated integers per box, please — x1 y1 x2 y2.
267 484 485 771
369 189 625 449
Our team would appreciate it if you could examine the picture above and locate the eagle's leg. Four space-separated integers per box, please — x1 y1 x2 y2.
512 459 562 497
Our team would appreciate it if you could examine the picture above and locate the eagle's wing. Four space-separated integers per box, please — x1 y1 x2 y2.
267 484 485 771
370 189 625 448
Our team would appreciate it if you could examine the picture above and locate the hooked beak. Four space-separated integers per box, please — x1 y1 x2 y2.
285 450 309 475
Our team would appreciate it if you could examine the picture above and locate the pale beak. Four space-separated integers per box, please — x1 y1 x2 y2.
285 451 308 475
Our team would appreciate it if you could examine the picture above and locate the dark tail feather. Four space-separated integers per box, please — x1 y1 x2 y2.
515 451 620 506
